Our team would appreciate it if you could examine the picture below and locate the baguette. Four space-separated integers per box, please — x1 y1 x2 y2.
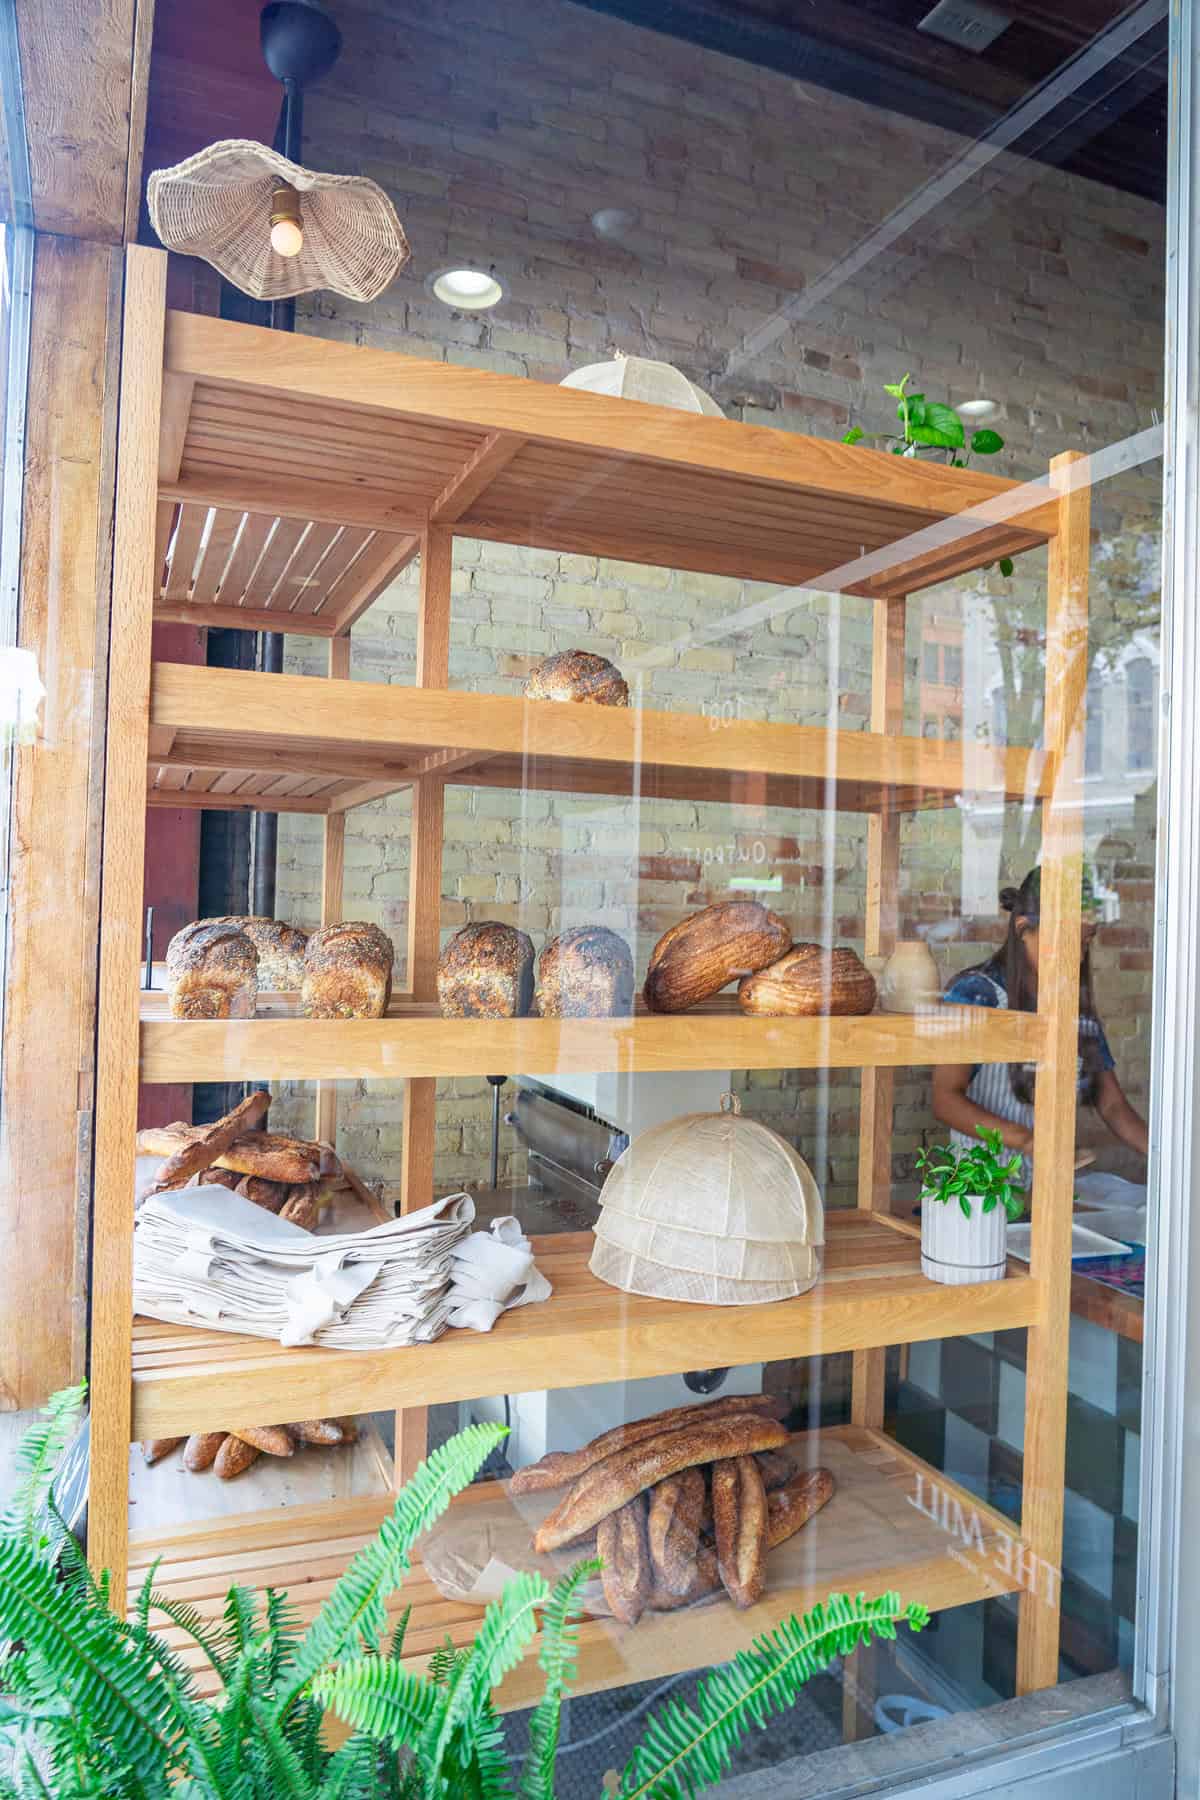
141 1438 183 1465
765 1466 835 1549
214 1434 260 1479
533 1414 786 1554
182 1432 226 1472
755 1441 809 1492
510 1394 782 1496
236 1174 290 1213
646 1467 707 1597
712 1457 767 1610
145 1091 271 1195
278 1183 320 1230
138 1124 335 1185
197 1167 241 1191
230 1425 294 1458
291 1419 345 1446
597 1495 651 1627
648 1543 720 1611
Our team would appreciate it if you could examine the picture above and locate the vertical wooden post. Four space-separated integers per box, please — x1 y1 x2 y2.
315 634 349 1148
850 594 905 1434
394 527 452 1485
1016 452 1089 1692
89 247 167 1594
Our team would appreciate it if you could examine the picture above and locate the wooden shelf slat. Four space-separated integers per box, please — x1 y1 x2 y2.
130 1215 1039 1439
138 992 1044 1084
147 660 1041 818
128 1424 1026 1709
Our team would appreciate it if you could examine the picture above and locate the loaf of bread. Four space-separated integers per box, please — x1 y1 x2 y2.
525 650 629 706
644 901 791 1014
437 922 535 1019
647 1466 707 1597
597 1495 651 1627
533 1412 787 1553
212 916 307 990
738 945 876 1017
139 1124 334 1185
510 1394 782 1496
536 927 634 1018
165 921 258 1020
302 922 394 1019
712 1456 768 1609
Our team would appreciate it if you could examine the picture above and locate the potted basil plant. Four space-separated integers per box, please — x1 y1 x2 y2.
916 1127 1025 1285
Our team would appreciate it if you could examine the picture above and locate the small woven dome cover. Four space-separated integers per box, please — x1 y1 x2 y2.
561 351 723 416
147 140 409 304
589 1094 823 1305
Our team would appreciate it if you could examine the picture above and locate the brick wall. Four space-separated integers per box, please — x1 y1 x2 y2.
271 0 1164 1207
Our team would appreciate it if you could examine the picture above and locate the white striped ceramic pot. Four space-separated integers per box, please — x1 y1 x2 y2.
920 1193 1007 1285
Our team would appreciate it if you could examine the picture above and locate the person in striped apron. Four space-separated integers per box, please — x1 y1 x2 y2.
933 866 1149 1189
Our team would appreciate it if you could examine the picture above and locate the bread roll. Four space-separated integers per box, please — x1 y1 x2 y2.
165 921 258 1020
536 927 634 1018
437 922 534 1019
644 902 791 1013
211 916 307 990
525 650 629 706
738 945 876 1017
302 922 394 1019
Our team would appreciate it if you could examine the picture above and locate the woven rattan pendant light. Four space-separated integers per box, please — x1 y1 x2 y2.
590 1093 824 1305
148 139 409 304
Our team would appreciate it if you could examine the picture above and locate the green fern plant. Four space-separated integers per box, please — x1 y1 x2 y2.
0 1389 928 1798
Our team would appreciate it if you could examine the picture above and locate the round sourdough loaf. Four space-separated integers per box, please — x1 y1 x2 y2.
644 900 792 1013
524 649 629 706
738 944 876 1017
165 920 258 1020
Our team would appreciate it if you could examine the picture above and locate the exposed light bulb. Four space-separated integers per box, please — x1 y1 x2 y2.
270 216 304 257
269 183 303 258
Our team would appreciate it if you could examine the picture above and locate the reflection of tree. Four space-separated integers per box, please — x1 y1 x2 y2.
986 511 1161 877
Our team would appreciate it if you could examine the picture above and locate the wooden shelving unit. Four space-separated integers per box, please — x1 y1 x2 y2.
93 246 1088 1714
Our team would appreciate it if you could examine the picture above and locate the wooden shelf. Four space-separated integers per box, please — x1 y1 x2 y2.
146 660 1041 817
130 1215 1038 1440
159 309 1054 597
130 1424 1026 1708
139 990 1044 1084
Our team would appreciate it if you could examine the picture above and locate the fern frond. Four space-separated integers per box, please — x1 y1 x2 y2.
320 1731 381 1800
619 1592 927 1799
277 1422 506 1714
314 1656 442 1746
424 1571 546 1792
4 1384 86 1550
0 1536 175 1787
388 1606 413 1663
428 1636 468 1690
222 1586 260 1657
518 1558 598 1800
246 1698 318 1800
146 1593 235 1685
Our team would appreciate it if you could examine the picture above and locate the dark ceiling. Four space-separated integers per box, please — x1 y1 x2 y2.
575 0 1168 202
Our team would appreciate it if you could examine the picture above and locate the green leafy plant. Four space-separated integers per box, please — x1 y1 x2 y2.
0 1389 927 1798
916 1125 1025 1222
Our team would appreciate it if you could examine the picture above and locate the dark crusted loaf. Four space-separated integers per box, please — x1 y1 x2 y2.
301 922 394 1019
524 650 629 706
211 916 308 991
165 921 258 1020
536 926 634 1018
437 922 535 1018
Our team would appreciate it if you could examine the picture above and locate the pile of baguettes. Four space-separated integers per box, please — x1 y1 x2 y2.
512 1393 834 1627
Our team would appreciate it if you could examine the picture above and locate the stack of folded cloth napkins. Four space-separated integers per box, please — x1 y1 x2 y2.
133 1185 551 1349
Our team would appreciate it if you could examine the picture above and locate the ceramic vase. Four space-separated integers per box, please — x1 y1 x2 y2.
878 940 940 1013
920 1193 1007 1285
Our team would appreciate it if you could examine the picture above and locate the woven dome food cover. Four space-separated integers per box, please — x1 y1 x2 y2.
561 352 723 416
147 140 410 304
589 1093 823 1305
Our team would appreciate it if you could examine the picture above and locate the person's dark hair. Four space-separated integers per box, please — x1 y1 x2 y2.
988 866 1104 1105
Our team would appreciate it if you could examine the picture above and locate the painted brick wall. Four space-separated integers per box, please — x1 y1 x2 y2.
270 0 1164 1208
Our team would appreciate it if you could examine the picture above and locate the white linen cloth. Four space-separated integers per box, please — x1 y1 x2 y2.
134 1187 552 1348
445 1216 553 1331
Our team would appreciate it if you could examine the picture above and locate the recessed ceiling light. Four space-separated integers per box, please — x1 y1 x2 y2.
430 267 504 310
592 206 639 240
957 398 998 418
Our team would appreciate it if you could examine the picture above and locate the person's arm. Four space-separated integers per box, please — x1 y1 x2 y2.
931 1063 1033 1153
1094 1068 1149 1156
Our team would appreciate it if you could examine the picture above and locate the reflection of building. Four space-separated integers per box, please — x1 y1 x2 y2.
950 596 1159 917
920 612 964 742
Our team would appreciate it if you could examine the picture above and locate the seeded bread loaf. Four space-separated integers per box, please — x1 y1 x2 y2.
437 922 535 1018
301 922 394 1019
536 926 634 1018
524 649 629 706
165 921 258 1020
211 915 308 990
